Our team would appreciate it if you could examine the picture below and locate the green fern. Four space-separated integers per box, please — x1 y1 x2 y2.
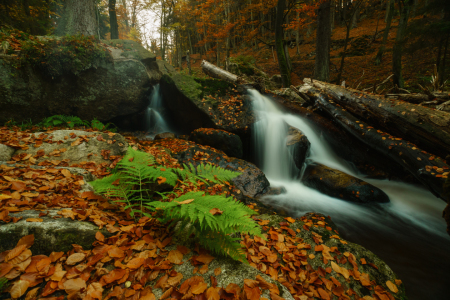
0 277 8 294
91 146 262 262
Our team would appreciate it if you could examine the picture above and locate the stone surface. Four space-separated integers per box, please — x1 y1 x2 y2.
302 163 390 203
286 126 310 170
189 128 243 158
0 39 173 124
154 132 176 140
0 144 15 161
13 130 128 165
271 88 309 106
0 210 111 255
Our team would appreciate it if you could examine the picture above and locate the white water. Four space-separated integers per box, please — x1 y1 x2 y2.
145 84 171 134
249 89 450 299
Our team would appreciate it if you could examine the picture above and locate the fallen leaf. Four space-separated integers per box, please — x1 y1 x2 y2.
10 279 30 299
26 218 43 222
5 244 27 262
214 268 221 276
176 199 194 205
209 208 223 215
167 250 183 264
191 282 208 294
64 278 86 294
66 253 86 265
16 235 35 249
386 281 398 293
95 232 105 242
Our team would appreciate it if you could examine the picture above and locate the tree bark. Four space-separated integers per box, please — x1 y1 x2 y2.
55 0 98 36
375 0 394 65
392 0 412 88
120 0 129 29
275 0 291 87
201 60 241 84
314 0 331 82
309 79 450 159
109 0 119 39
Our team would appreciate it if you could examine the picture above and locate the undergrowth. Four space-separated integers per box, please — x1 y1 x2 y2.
4 115 117 132
0 278 8 294
91 147 263 262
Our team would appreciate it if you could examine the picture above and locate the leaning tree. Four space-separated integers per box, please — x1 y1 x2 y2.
55 0 98 36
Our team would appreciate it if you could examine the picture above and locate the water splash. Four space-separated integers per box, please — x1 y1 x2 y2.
249 89 450 299
146 84 171 134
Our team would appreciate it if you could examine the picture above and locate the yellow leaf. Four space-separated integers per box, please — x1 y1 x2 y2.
386 281 398 293
176 199 194 205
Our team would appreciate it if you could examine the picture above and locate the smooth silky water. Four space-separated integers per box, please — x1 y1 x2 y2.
145 84 172 136
249 89 450 300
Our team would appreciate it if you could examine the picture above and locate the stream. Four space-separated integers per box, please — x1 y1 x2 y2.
249 89 450 300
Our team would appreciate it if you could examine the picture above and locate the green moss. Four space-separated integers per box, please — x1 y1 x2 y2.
194 77 235 98
103 39 156 62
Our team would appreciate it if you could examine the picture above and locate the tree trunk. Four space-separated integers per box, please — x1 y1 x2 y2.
309 79 450 159
121 0 129 29
109 0 119 39
314 0 331 82
296 8 300 55
201 60 241 83
187 50 192 75
392 0 412 88
375 0 394 65
336 23 351 84
275 0 291 87
55 0 98 36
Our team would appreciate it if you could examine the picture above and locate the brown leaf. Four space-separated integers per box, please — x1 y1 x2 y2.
24 287 40 300
199 265 208 275
61 169 72 178
386 281 398 293
176 199 194 205
255 275 271 290
206 287 220 300
196 254 215 265
0 263 13 277
167 272 183 287
317 288 330 300
95 232 105 242
284 217 295 223
269 292 285 300
209 208 223 215
66 253 86 265
64 278 86 294
191 282 208 294
5 244 27 262
244 279 258 288
167 250 183 264
16 235 35 249
160 287 173 300
10 279 30 299
214 268 221 276
108 246 125 258
127 258 145 270
49 252 64 263
26 218 43 222
244 285 261 300
101 268 127 284
140 292 156 300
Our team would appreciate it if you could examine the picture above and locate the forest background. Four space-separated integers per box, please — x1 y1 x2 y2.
0 0 449 93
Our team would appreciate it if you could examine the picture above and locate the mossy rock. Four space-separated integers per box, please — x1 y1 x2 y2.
103 39 156 64
0 210 113 255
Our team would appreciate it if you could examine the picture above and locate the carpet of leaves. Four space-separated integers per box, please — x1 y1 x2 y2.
1 126 402 300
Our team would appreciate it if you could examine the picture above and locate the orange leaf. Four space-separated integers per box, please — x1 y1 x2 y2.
26 218 43 222
64 278 86 294
24 287 40 300
284 217 295 223
206 287 220 300
386 281 398 293
95 232 105 242
176 199 194 205
160 287 173 300
214 268 221 276
244 284 261 300
0 194 12 200
157 176 166 184
60 169 72 178
191 282 208 294
108 246 125 258
10 279 30 299
317 288 330 300
5 244 27 262
66 253 86 265
244 279 258 288
167 250 183 264
209 208 223 215
126 258 145 269
16 235 34 249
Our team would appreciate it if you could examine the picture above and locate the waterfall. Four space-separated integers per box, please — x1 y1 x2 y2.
249 89 450 300
145 84 171 134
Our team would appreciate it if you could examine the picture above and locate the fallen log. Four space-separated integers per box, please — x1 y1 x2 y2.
385 93 450 104
306 85 449 202
201 60 242 84
308 79 450 159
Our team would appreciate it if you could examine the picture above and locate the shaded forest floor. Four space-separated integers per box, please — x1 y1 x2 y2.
178 15 448 94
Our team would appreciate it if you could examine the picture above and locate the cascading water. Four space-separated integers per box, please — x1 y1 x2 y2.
145 84 171 134
249 89 450 300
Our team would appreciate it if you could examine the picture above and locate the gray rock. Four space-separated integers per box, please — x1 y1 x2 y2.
0 39 172 124
302 162 390 203
13 130 128 165
0 210 112 255
0 144 15 161
286 126 310 170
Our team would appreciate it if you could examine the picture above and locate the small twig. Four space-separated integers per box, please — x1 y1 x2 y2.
363 74 394 92
351 69 365 89
397 87 411 94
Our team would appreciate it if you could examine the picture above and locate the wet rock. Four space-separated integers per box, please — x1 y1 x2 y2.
0 144 15 161
286 126 310 170
150 139 270 198
154 132 176 140
0 210 112 255
189 128 243 158
302 163 390 203
13 130 128 165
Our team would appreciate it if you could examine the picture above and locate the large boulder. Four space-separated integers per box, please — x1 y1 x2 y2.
302 163 390 203
149 139 270 198
0 144 14 161
0 39 174 124
12 130 128 165
189 128 243 158
286 126 310 170
0 210 112 255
